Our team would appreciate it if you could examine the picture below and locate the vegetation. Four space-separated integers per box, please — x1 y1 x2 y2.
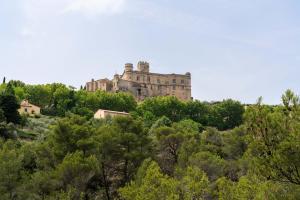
0 80 299 199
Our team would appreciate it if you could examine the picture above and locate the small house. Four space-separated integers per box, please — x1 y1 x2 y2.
19 100 41 115
94 109 129 119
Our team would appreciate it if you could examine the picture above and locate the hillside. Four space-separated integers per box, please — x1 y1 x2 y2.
0 81 299 199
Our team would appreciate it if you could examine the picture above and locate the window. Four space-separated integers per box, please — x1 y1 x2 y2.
166 81 169 85
148 77 151 82
25 108 28 112
173 79 176 84
137 76 140 81
181 80 184 84
173 85 176 90
157 79 161 84
181 86 184 90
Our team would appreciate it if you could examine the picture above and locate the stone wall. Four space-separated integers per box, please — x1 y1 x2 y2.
85 61 192 101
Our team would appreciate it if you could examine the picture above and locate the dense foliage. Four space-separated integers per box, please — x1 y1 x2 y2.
0 81 244 131
0 80 299 200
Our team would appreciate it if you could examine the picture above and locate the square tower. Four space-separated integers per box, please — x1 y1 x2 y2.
137 61 150 73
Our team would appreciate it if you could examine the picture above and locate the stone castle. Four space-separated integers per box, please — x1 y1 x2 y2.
85 61 192 101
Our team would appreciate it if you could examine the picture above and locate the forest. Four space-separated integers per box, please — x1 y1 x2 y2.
0 79 299 200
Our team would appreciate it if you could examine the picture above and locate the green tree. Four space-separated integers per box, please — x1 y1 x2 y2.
185 100 210 126
55 151 99 199
209 99 244 130
244 90 300 185
154 120 199 175
8 80 25 88
91 116 151 199
200 127 224 156
25 85 50 107
188 151 226 181
0 142 23 200
137 96 185 122
0 93 21 124
119 161 180 200
50 114 95 159
0 109 6 123
5 82 15 95
176 166 209 200
149 116 172 136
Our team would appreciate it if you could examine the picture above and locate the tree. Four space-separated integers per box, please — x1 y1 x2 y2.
154 120 199 175
5 82 15 96
209 99 244 130
119 161 180 200
0 109 6 123
50 114 95 159
199 127 224 156
0 142 23 199
188 151 226 181
2 77 6 84
55 151 99 199
149 116 172 136
0 93 21 124
137 96 185 122
184 100 210 126
8 80 25 88
244 90 300 185
176 166 209 200
25 85 51 108
90 116 152 199
217 175 300 200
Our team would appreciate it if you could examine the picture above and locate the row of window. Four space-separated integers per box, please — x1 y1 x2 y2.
135 76 186 85
150 85 185 90
24 108 36 114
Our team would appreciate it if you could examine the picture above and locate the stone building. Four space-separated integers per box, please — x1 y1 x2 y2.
85 61 192 101
18 100 41 116
94 109 129 119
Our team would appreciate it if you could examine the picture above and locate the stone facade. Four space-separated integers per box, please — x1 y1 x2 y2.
18 100 41 116
94 109 129 119
85 61 192 101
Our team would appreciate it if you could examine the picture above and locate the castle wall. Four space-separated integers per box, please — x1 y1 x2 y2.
86 79 112 92
85 62 192 101
121 70 191 100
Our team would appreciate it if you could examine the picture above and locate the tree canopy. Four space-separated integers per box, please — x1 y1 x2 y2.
0 80 298 200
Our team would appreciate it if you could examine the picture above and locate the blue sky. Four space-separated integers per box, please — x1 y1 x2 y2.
1 0 300 104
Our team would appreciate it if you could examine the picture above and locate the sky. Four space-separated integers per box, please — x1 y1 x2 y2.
1 0 300 104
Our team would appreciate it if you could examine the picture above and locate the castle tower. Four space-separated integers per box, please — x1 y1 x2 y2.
137 61 150 73
125 63 133 72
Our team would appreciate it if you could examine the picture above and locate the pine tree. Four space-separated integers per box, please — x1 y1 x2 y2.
0 92 21 124
5 82 15 95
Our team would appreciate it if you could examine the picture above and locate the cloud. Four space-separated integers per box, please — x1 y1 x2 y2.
20 27 36 37
64 0 126 16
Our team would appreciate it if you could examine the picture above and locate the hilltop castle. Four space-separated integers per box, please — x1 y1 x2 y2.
85 61 192 101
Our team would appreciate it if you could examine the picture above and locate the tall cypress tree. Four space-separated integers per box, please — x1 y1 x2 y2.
5 82 15 95
0 84 20 124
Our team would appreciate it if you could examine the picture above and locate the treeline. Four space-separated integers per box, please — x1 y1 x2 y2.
0 80 244 131
0 80 299 199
